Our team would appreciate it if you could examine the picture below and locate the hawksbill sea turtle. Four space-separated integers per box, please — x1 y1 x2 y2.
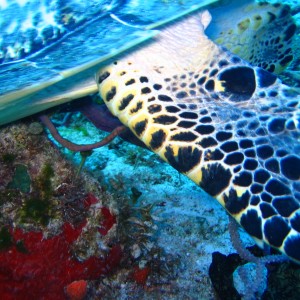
96 6 300 263
0 0 300 263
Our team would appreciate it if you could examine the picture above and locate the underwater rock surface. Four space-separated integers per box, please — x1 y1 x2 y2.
0 122 123 299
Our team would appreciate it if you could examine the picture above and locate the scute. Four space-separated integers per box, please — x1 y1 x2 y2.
0 0 120 64
218 66 256 101
0 0 219 125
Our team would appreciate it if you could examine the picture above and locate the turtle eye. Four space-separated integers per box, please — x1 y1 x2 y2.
218 66 256 102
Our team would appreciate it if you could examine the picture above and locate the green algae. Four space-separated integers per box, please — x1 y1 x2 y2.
0 161 55 226
74 125 90 137
19 163 55 226
7 164 31 193
20 197 51 226
36 163 54 200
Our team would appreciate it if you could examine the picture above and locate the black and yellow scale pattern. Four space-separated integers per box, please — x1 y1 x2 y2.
97 9 300 263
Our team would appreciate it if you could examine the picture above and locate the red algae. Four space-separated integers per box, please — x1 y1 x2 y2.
0 200 122 300
132 266 151 285
84 193 116 236
83 193 99 208
98 207 116 236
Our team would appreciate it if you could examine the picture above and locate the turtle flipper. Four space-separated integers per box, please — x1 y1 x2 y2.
97 10 300 264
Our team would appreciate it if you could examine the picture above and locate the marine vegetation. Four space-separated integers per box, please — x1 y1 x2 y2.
0 123 123 298
0 122 184 299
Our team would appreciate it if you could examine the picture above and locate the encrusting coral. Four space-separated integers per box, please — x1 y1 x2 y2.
0 122 122 298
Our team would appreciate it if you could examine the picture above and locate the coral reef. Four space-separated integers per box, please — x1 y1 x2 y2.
0 122 122 298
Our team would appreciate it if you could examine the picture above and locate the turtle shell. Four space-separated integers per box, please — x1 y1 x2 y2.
0 0 218 125
0 0 123 64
